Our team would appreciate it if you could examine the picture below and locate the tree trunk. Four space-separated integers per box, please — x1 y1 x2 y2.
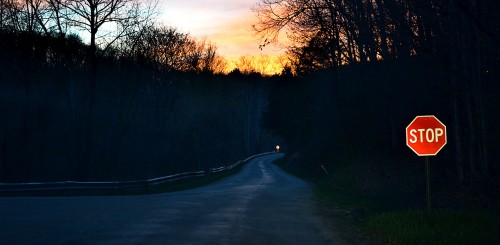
472 24 489 179
81 24 98 180
449 0 464 184
375 0 389 60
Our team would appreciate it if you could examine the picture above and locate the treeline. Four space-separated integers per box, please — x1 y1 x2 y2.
257 0 499 208
0 27 273 182
254 0 498 72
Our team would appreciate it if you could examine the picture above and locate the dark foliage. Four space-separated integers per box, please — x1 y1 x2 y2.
257 0 500 209
0 30 273 182
1 0 498 212
264 56 499 208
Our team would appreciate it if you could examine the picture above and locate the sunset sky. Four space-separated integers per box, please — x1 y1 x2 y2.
158 0 287 73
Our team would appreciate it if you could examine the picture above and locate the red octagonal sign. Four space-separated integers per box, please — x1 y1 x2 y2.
406 115 447 156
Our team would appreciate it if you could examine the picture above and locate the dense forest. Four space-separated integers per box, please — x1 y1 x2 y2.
255 0 499 208
0 0 276 182
0 31 274 182
1 0 499 208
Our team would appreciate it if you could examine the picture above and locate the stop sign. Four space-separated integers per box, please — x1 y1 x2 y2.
406 115 447 156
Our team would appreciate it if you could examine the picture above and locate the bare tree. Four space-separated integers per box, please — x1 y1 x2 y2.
235 55 257 75
57 0 157 58
252 0 354 70
0 0 21 30
123 25 226 74
253 0 442 71
17 0 69 36
45 0 69 36
50 0 157 180
206 54 228 74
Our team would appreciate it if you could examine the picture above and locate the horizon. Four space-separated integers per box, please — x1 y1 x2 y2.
158 0 287 74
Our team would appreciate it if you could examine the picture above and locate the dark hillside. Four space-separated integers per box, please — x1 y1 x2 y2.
256 0 500 210
0 31 274 182
264 55 500 209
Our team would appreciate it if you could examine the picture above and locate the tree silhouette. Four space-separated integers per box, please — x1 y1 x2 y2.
256 0 499 186
52 0 157 180
58 0 156 56
122 25 228 74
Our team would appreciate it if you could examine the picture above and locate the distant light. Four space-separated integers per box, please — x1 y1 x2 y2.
276 145 280 152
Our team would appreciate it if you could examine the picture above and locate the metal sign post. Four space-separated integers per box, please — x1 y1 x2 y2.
406 115 446 225
425 156 431 224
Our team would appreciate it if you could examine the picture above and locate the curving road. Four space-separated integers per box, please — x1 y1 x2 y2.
0 154 338 244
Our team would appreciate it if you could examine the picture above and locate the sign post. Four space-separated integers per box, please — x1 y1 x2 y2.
406 115 447 223
425 156 431 222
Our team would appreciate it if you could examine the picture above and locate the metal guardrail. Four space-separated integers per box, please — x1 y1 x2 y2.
0 152 276 194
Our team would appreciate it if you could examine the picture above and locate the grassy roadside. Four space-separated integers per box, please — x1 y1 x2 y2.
364 210 499 245
273 158 500 245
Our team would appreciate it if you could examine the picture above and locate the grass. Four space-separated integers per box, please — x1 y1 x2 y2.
272 158 500 245
314 183 378 210
364 210 500 245
273 158 374 211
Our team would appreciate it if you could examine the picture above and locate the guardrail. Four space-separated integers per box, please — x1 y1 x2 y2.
0 152 277 194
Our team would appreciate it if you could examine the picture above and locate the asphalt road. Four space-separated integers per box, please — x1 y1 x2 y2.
0 153 338 244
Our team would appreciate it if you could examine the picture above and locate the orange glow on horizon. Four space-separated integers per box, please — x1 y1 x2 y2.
159 0 288 76
224 54 289 76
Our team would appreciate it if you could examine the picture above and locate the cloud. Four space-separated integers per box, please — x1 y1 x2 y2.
158 0 286 59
